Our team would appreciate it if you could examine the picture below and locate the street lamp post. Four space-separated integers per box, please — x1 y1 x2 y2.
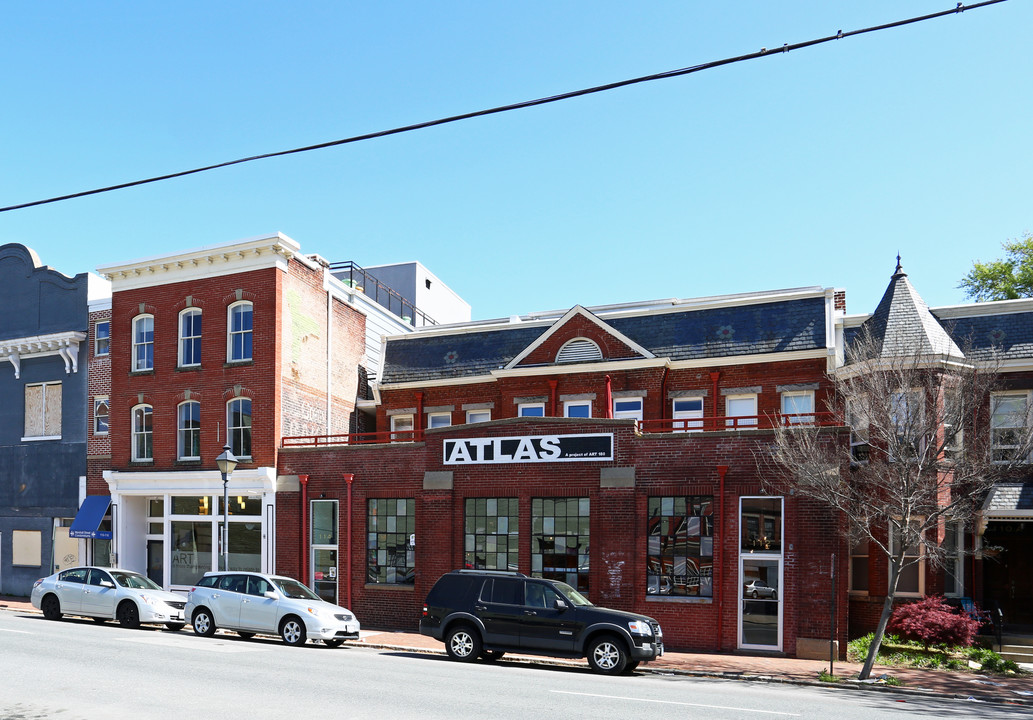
215 443 238 572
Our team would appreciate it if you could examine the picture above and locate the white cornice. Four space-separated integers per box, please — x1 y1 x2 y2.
668 348 829 370
1 331 86 378
103 467 277 494
97 233 300 291
933 297 1033 318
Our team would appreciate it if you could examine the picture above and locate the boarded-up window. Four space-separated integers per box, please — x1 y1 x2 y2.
24 382 62 438
12 530 43 566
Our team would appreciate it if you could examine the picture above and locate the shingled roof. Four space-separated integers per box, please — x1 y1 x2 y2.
848 259 964 363
380 293 828 385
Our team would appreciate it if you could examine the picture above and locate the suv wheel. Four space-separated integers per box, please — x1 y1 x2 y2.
586 635 628 675
192 608 217 637
445 624 482 662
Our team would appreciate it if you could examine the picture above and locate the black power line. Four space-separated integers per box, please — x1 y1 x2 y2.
0 0 1009 214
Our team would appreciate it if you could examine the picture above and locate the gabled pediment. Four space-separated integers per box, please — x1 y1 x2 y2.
506 306 655 369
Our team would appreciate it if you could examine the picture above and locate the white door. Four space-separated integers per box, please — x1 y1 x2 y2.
739 556 782 650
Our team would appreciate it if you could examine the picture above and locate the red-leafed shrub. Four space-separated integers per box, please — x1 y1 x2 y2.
888 596 980 649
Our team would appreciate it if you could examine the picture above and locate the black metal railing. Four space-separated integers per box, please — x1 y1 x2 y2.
328 261 437 327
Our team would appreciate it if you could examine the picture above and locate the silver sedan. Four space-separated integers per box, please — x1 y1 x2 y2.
31 566 188 630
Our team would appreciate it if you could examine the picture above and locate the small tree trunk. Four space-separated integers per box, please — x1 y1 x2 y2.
860 592 895 680
860 555 903 680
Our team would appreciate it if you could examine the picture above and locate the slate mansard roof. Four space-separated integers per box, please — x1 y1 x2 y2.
380 292 830 385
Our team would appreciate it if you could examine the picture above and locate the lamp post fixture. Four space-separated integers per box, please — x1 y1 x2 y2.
215 443 238 572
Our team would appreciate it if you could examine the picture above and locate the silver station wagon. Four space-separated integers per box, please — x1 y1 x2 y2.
185 571 360 647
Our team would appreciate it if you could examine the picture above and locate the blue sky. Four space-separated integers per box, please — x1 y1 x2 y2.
2 1 1030 320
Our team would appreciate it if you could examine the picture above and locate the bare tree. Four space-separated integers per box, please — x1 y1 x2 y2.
766 329 1031 680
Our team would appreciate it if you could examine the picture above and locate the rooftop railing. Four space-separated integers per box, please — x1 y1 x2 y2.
281 412 842 448
329 261 437 328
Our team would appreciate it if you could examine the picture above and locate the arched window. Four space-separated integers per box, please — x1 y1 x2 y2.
555 338 602 364
228 301 253 362
178 401 201 460
179 308 202 367
131 404 153 461
227 398 252 458
132 315 154 371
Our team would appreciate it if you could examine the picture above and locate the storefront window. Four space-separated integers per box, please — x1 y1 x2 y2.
218 494 262 515
226 522 262 572
170 521 213 586
531 498 589 591
465 498 518 571
647 496 714 597
367 499 415 584
172 496 212 516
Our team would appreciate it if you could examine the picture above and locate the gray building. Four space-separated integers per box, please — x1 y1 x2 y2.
0 244 98 595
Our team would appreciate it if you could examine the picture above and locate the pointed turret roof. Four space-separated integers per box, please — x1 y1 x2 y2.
853 257 964 361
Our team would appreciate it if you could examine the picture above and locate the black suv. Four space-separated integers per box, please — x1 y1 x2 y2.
419 570 663 674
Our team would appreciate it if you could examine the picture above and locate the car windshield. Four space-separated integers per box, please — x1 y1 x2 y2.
272 577 321 600
553 581 593 607
111 571 162 590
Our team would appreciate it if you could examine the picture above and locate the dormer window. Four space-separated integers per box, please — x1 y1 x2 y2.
556 338 602 364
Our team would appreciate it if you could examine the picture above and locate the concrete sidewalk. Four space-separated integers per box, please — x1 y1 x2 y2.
3 595 1030 706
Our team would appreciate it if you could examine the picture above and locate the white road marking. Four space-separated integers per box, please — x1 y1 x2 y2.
0 628 31 634
551 690 801 716
119 635 270 653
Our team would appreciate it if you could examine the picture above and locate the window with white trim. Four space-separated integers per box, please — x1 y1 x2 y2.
518 403 545 417
227 301 253 362
725 394 757 428
672 397 704 431
179 308 202 367
131 404 153 461
178 401 201 460
132 315 154 371
227 398 252 458
466 409 491 424
991 392 1030 462
889 523 924 597
942 521 964 597
94 321 110 357
564 400 591 418
612 398 643 421
890 390 923 461
427 412 451 429
24 382 62 439
390 414 414 441
849 537 869 593
780 391 814 424
94 396 109 435
846 398 870 463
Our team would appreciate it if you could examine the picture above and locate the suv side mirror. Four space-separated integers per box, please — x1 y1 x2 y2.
554 598 568 611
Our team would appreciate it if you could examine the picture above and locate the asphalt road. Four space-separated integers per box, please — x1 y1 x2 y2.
1 608 1027 720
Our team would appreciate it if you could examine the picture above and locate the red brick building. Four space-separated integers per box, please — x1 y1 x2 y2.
277 288 852 656
91 234 458 588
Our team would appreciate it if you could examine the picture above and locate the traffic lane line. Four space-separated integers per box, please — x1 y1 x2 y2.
551 690 801 716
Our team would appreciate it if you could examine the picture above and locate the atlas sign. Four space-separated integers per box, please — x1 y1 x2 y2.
443 433 613 465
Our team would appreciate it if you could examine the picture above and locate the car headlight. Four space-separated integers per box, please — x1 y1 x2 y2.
628 620 652 636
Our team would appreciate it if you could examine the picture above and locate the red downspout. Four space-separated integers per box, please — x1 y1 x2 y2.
659 366 669 423
710 371 721 430
343 473 354 609
298 474 309 585
604 375 613 419
548 379 558 417
716 465 729 651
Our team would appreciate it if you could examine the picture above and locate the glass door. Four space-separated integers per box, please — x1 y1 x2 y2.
738 496 783 651
739 557 781 649
147 540 164 586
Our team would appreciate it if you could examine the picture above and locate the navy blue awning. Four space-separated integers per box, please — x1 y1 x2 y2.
69 496 112 539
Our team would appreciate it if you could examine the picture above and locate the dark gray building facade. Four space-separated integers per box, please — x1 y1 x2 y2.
0 244 90 595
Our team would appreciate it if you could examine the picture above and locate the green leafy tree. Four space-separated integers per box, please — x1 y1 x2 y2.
960 233 1033 301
